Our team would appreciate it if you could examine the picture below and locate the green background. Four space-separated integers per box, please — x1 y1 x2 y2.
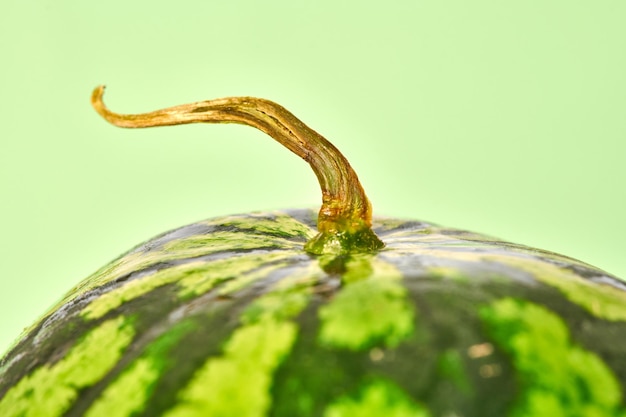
1 1 625 355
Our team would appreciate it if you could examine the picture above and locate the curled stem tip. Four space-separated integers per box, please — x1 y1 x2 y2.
91 85 384 255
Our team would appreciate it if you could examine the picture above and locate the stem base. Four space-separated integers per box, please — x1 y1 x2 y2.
305 228 385 255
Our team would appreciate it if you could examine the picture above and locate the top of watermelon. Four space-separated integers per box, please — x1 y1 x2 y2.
1 209 626 416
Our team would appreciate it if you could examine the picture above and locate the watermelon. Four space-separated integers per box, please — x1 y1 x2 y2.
1 88 625 417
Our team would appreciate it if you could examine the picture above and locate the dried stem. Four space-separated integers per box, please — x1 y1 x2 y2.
91 86 384 254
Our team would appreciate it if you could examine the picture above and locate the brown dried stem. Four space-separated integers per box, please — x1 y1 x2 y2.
91 86 384 254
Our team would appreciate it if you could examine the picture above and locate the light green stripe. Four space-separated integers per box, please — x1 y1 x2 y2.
85 321 195 417
163 231 299 255
35 214 310 336
481 298 625 416
323 379 430 417
81 251 297 320
163 321 297 417
492 256 626 322
177 251 297 298
163 262 320 417
0 316 135 417
217 261 289 295
64 229 301 309
85 358 158 417
81 260 208 320
211 212 316 239
318 256 415 351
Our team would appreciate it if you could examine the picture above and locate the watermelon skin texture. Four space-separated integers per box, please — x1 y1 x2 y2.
1 209 626 417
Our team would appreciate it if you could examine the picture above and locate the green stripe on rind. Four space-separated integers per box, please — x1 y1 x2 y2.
162 262 320 417
85 321 196 417
480 298 626 416
322 379 431 417
0 316 135 417
85 358 157 417
213 212 317 239
163 320 297 417
58 216 309 314
177 251 298 298
384 242 626 323
163 231 300 255
318 257 414 351
81 251 298 320
217 260 292 296
85 231 300 290
241 284 309 325
492 257 626 322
